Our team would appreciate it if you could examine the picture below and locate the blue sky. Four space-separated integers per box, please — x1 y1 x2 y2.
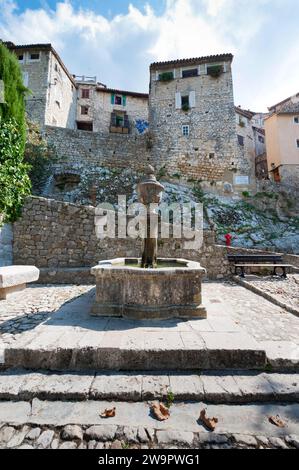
0 0 298 111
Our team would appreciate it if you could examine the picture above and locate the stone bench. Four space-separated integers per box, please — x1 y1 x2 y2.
0 266 40 300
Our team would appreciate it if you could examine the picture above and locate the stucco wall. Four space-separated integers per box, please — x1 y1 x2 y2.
44 51 77 129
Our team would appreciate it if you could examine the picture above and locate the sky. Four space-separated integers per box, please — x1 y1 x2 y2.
0 0 298 111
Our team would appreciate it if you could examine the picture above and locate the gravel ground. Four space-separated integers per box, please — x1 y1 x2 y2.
243 274 299 311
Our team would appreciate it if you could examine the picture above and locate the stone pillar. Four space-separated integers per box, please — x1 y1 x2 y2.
0 223 13 267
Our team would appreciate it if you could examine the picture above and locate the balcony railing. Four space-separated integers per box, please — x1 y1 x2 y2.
74 75 97 83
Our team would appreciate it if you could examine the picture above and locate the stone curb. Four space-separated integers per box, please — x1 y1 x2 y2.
0 370 298 403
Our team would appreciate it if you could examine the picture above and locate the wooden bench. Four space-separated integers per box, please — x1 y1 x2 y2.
227 254 292 279
0 266 40 300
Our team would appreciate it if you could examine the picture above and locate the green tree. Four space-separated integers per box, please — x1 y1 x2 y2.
0 42 28 146
0 118 31 223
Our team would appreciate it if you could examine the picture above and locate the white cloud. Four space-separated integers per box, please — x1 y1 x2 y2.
0 0 297 110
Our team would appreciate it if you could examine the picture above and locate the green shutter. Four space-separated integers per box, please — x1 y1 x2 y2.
122 95 126 106
111 93 115 105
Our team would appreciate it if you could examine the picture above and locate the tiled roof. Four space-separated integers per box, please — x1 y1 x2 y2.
268 92 299 112
97 87 149 99
150 53 233 70
235 106 255 120
277 102 299 114
252 126 265 135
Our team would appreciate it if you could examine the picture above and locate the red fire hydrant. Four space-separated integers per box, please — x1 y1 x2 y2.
225 233 232 247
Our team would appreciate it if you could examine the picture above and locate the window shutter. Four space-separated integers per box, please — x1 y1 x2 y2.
111 112 117 126
175 92 181 109
111 93 115 105
122 95 127 106
189 91 196 108
22 72 29 87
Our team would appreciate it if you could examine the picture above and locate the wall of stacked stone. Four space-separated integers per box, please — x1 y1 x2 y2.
0 223 13 267
43 125 151 172
13 197 297 283
12 196 228 280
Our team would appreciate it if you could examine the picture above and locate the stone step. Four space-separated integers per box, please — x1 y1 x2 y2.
3 326 267 371
0 370 298 403
0 399 299 444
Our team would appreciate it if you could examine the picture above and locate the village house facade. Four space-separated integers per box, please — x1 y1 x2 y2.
265 92 299 185
2 40 270 193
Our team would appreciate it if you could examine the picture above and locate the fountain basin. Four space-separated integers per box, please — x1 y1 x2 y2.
91 258 207 320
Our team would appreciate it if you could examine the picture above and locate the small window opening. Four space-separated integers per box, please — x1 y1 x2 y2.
30 53 40 61
182 125 189 136
82 89 90 99
81 106 89 115
182 68 198 78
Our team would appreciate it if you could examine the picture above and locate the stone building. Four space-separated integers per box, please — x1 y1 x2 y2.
75 76 149 135
235 106 268 184
2 40 262 193
3 41 77 128
149 54 240 188
265 92 299 185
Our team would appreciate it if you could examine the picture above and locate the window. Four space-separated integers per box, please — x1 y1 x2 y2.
182 125 190 136
81 106 89 115
258 136 265 143
297 139 299 148
181 95 190 111
18 54 24 62
294 116 299 124
77 122 93 131
207 64 223 77
182 68 198 78
81 89 90 99
29 53 40 61
238 135 244 146
115 95 122 105
111 93 126 106
209 153 215 159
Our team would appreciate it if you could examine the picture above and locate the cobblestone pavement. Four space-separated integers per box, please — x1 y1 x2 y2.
0 423 298 449
204 281 299 346
1 282 299 348
242 274 299 312
0 285 92 344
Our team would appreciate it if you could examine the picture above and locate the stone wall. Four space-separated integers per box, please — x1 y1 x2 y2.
43 125 150 173
0 223 13 267
13 197 227 281
235 112 256 188
20 48 49 127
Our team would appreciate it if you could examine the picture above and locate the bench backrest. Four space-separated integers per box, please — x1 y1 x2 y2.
227 254 283 264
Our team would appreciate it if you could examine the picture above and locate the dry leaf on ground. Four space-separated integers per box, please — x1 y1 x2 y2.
151 402 170 421
199 409 218 431
100 407 116 418
268 415 285 428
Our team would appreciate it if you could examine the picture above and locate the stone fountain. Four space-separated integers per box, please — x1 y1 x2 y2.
91 166 207 320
